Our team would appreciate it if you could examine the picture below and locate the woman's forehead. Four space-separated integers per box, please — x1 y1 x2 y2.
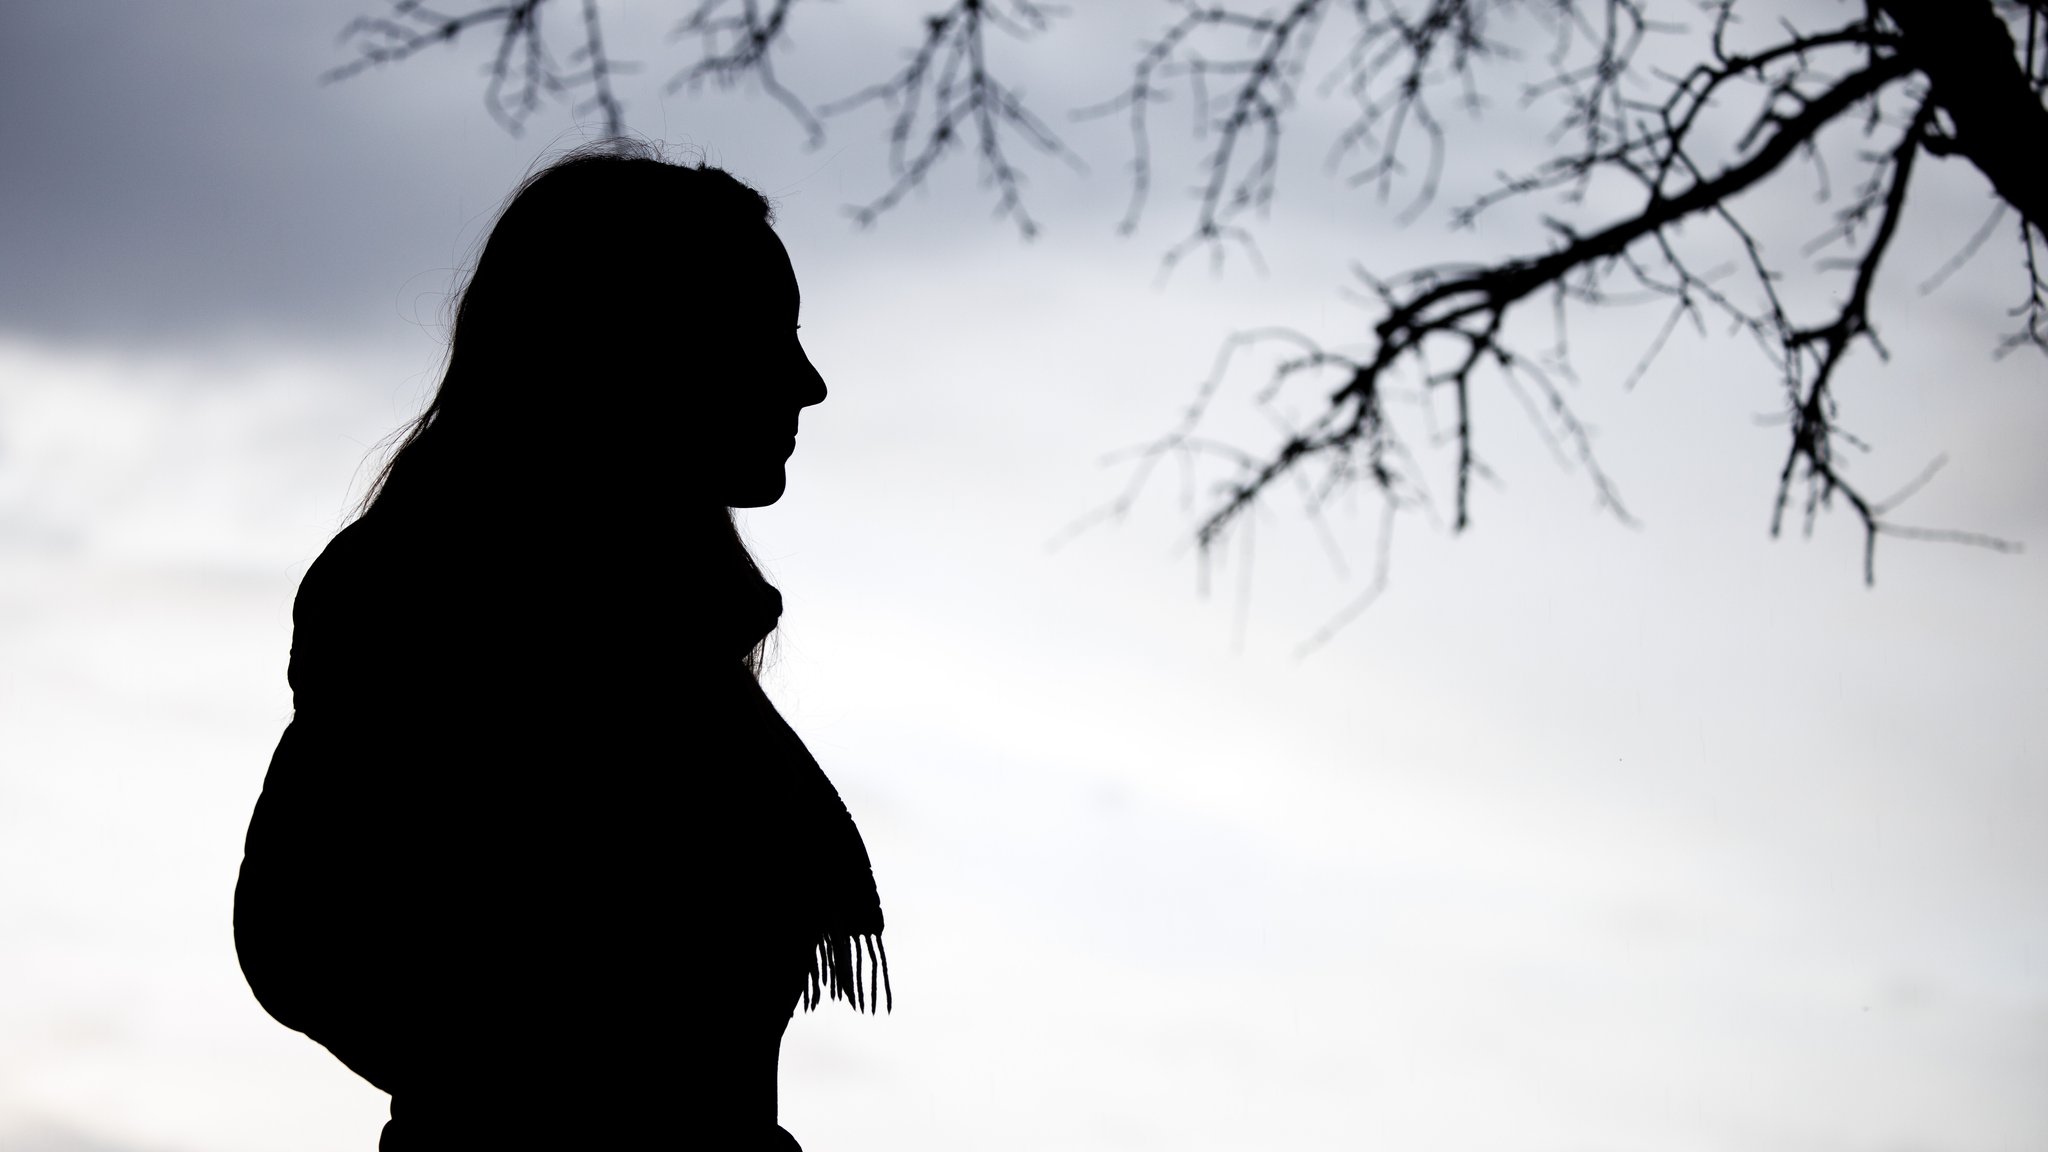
708 229 799 310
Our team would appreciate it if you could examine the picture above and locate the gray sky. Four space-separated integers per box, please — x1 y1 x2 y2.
2 3 2045 1151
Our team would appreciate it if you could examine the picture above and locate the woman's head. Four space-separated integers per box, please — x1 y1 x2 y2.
363 141 827 515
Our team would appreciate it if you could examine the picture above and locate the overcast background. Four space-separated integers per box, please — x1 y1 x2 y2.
2 3 2045 1151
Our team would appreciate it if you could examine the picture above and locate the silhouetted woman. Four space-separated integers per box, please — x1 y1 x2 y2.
234 143 887 1151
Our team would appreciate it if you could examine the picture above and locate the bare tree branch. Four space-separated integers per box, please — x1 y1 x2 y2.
1171 53 1912 553
326 0 627 136
668 0 823 146
821 0 1085 239
1879 0 2048 232
1078 0 1336 268
1091 0 2033 624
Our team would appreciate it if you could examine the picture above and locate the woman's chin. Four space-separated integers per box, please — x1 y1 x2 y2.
724 470 789 509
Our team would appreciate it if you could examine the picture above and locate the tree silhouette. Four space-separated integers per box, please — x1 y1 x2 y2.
326 0 2043 617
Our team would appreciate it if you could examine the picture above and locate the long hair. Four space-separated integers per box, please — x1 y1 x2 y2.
356 140 782 673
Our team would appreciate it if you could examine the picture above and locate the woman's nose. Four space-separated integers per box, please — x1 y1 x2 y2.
796 350 827 408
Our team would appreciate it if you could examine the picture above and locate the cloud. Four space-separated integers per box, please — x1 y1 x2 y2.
0 1120 191 1152
0 3 525 347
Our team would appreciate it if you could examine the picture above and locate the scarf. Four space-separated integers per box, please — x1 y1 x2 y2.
718 570 891 1015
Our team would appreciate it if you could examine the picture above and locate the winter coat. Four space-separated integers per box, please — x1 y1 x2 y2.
233 500 884 1149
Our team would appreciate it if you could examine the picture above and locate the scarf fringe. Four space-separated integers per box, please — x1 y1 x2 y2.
802 932 891 1014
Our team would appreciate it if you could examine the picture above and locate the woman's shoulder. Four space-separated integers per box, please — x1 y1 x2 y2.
286 518 391 699
293 507 480 620
286 510 477 694
292 514 420 627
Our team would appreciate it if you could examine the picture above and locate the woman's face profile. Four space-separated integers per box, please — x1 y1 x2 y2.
685 224 828 509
